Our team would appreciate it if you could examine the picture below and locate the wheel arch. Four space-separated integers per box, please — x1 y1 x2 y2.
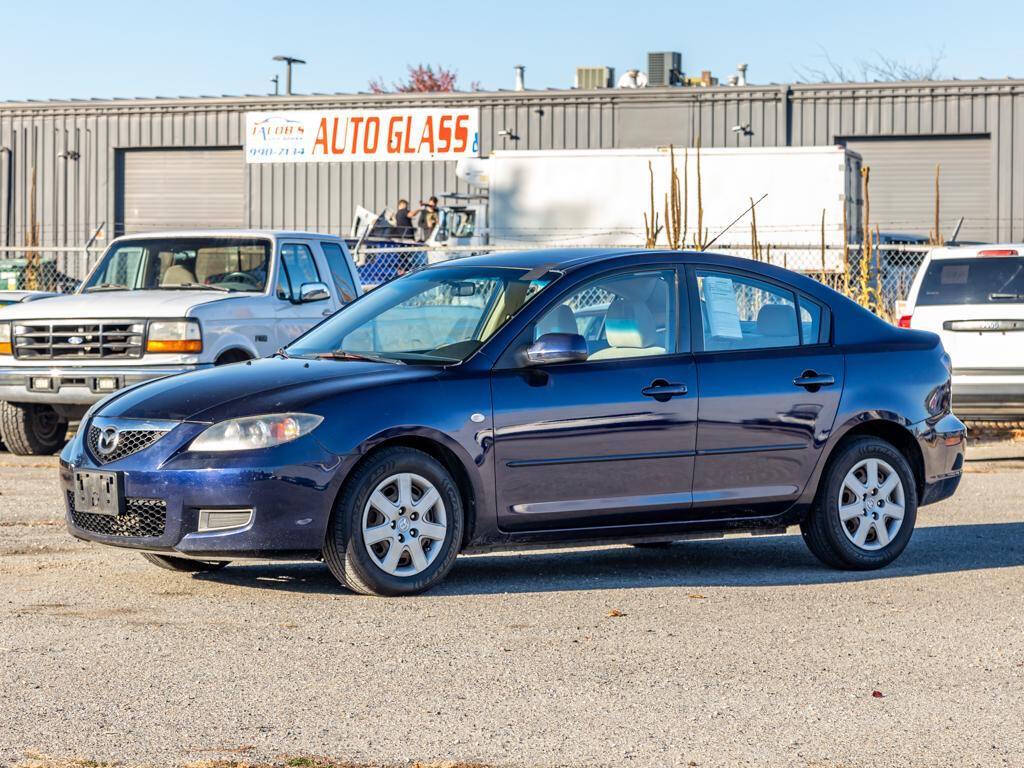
820 416 926 502
337 431 483 551
214 347 255 365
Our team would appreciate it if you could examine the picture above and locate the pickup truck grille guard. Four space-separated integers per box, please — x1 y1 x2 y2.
13 319 145 360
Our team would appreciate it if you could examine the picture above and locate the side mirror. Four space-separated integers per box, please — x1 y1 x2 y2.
298 281 330 303
524 333 588 366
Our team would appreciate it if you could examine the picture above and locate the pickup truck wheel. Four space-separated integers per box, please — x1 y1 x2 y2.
140 553 230 572
324 446 464 596
0 401 68 455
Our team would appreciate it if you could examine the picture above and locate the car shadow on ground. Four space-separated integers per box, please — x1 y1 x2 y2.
193 521 1024 596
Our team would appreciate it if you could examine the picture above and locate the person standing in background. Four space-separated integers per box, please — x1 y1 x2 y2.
410 196 439 242
393 199 414 238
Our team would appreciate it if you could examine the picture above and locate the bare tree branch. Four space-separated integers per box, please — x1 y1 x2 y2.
794 45 946 83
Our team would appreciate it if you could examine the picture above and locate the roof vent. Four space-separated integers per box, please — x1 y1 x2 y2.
514 65 526 91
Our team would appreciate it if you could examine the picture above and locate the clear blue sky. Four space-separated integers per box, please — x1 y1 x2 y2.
1 0 1020 101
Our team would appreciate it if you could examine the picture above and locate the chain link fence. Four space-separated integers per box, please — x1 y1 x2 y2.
0 246 104 295
354 242 933 314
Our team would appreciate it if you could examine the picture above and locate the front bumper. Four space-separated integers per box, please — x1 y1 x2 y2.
59 420 351 559
0 364 211 405
952 372 1024 420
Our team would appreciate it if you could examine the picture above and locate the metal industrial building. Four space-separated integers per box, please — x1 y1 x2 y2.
1 78 1022 250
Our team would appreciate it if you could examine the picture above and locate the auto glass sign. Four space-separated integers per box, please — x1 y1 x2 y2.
245 108 480 163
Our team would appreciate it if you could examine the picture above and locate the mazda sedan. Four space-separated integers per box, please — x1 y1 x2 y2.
60 249 966 595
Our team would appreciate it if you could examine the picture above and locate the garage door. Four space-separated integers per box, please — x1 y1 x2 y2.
117 148 244 234
841 136 993 242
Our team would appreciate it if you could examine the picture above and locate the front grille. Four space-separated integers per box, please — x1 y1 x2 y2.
67 491 167 538
87 426 168 464
13 319 145 360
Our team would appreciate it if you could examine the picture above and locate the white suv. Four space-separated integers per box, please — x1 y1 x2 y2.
902 244 1024 420
0 230 361 454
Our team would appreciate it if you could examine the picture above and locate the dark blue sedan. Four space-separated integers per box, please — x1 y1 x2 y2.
60 249 966 595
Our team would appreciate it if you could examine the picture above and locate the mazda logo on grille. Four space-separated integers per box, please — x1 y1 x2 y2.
96 426 120 456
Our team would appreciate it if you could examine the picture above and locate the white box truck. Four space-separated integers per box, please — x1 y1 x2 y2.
457 146 862 269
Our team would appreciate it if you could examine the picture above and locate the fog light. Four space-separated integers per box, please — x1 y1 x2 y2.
96 377 118 391
197 508 253 533
31 376 53 391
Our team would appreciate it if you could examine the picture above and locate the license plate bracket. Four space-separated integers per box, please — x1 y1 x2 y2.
73 470 122 516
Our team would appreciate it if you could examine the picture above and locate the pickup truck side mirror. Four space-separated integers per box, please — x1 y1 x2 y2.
298 282 330 303
524 332 589 366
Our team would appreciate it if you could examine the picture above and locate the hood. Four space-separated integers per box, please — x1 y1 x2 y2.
98 356 439 422
0 289 238 320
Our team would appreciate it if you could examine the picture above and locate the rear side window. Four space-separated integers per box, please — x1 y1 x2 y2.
696 270 799 351
918 257 1024 305
320 242 358 303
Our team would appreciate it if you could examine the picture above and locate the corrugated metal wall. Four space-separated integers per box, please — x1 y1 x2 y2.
0 81 1021 248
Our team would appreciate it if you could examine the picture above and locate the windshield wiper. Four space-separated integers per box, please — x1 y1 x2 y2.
316 351 406 365
84 283 129 292
989 292 1024 301
157 283 230 292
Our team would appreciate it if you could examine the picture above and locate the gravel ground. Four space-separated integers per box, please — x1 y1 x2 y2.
1 445 1022 768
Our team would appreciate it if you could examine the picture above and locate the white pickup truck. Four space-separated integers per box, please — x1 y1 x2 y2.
0 230 361 454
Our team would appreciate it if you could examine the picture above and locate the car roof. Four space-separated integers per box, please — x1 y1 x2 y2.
927 243 1024 260
109 229 343 242
440 248 638 272
433 248 804 275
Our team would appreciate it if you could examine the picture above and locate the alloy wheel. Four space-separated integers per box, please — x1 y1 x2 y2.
361 472 448 577
838 458 906 551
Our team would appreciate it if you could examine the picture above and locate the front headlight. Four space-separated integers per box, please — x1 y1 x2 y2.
189 413 324 452
147 319 202 353
0 322 10 355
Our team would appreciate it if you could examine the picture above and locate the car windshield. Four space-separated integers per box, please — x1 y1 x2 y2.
918 257 1024 305
82 237 271 293
287 265 556 363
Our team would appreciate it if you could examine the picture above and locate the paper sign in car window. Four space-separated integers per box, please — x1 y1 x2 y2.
702 276 743 339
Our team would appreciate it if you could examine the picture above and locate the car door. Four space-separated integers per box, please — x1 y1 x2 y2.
688 266 843 517
273 240 334 347
491 266 698 532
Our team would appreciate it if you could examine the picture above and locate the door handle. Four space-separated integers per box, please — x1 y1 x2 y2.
794 371 835 391
321 308 334 316
641 380 688 402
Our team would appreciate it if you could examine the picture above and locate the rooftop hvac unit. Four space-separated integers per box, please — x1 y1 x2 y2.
647 51 682 86
575 66 615 89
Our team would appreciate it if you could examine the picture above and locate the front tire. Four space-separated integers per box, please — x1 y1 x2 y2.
324 447 464 596
0 401 68 455
801 437 918 570
140 553 230 572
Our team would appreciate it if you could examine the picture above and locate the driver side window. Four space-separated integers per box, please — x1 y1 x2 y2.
277 243 320 300
532 269 679 361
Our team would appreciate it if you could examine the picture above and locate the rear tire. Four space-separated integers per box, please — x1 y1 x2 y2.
801 437 917 570
324 446 463 596
0 401 68 455
140 553 230 572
